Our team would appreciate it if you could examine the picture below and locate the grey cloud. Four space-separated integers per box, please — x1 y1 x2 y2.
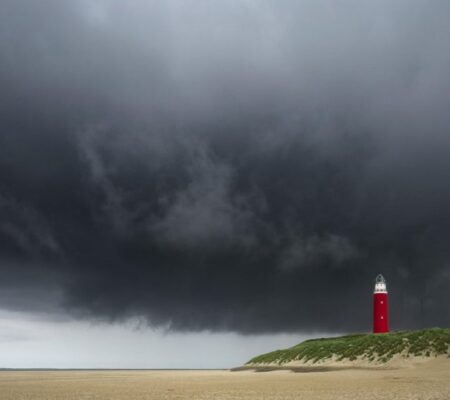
0 195 61 257
153 146 255 248
280 234 360 271
0 0 450 333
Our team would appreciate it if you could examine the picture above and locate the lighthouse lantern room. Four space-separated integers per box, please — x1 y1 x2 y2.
373 274 389 333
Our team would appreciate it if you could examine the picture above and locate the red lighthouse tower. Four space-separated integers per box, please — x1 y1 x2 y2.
373 274 389 333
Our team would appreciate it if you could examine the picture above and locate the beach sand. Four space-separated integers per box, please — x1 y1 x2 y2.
0 358 449 400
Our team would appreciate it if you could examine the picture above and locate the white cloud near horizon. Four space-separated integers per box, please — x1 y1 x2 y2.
0 310 328 369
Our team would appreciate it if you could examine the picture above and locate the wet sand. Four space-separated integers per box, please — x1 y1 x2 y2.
0 358 449 400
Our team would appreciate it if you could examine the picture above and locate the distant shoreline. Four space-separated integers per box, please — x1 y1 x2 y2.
0 368 228 372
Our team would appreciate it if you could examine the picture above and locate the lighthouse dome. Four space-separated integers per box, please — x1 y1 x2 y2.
374 274 387 293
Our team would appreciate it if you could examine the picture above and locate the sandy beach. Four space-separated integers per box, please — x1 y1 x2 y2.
0 358 449 400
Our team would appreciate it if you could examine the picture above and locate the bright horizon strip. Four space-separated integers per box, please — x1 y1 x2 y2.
0 310 332 369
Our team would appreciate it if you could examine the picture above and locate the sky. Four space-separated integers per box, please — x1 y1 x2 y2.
1 0 450 368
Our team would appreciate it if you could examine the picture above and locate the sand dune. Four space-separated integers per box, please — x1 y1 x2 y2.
0 358 449 399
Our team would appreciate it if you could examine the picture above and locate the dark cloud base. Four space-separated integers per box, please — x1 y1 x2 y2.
1 0 450 333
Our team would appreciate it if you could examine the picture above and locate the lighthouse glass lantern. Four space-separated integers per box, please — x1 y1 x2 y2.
373 274 389 333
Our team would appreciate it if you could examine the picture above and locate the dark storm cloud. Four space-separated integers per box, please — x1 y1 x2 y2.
1 0 450 333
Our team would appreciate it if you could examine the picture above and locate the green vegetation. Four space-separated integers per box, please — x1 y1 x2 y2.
247 328 450 365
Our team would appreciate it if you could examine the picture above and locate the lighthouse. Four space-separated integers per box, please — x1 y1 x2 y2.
373 274 389 333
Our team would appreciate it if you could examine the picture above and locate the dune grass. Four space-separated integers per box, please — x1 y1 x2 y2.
247 328 450 365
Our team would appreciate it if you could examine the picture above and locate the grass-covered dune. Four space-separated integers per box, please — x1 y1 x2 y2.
247 328 450 366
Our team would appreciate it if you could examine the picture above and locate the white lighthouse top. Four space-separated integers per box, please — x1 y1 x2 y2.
374 274 387 293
